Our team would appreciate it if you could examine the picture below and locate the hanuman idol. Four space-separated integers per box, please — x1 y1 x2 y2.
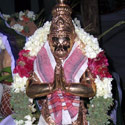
26 0 96 124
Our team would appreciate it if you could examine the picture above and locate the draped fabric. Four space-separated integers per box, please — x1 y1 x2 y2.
0 115 16 125
34 41 88 124
0 13 26 75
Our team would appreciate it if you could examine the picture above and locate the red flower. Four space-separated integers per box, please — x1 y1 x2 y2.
21 30 25 34
88 51 112 79
13 49 36 78
22 16 30 22
18 49 29 57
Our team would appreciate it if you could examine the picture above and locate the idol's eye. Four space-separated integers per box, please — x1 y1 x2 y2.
64 37 70 41
52 37 59 47
52 37 59 42
62 37 70 45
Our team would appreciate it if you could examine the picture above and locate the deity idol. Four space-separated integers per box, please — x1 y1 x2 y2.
26 0 96 124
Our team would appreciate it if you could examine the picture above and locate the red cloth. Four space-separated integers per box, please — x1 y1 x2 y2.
47 90 80 124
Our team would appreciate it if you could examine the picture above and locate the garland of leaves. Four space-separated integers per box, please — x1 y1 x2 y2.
87 97 113 125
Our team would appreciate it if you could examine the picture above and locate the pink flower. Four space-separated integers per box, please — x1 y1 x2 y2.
13 49 36 78
88 51 112 79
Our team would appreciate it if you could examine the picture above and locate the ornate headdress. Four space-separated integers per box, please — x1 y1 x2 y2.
49 0 75 37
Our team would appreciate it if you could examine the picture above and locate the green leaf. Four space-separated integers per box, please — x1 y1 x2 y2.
0 74 13 82
98 21 125 40
71 0 80 9
86 96 113 125
0 67 12 74
5 76 13 82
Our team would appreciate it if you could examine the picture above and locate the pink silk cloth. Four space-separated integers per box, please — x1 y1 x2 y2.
34 41 88 124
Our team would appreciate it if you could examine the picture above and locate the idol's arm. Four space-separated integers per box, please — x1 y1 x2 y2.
65 81 96 97
26 67 61 98
64 69 96 97
26 73 53 98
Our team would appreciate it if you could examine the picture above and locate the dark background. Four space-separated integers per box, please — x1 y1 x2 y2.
0 0 125 123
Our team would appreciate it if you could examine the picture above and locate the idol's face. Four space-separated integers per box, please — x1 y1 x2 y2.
49 35 72 60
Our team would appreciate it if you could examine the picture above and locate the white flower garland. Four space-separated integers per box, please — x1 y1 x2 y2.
13 20 112 98
11 24 24 32
19 11 36 21
3 10 36 22
95 76 113 99
15 115 36 125
73 21 102 59
12 19 113 124
2 14 10 21
12 74 27 93
24 21 51 56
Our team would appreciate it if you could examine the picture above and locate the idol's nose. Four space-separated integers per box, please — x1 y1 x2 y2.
56 44 63 51
58 38 64 44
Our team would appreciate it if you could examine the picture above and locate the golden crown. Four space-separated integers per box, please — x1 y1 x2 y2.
52 0 72 16
49 0 75 37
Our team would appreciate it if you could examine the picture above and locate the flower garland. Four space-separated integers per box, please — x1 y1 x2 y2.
3 10 36 22
11 20 113 124
2 10 37 36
